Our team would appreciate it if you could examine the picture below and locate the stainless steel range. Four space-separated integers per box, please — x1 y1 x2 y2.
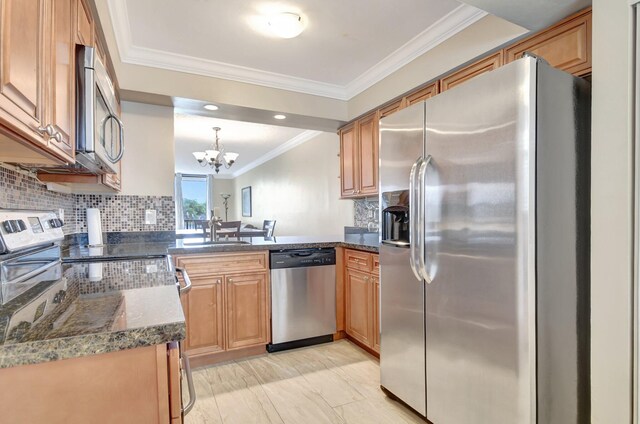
0 209 65 305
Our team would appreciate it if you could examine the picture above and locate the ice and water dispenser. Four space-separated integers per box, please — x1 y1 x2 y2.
381 190 410 246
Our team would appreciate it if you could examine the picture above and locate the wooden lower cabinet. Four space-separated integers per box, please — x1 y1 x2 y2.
226 273 269 349
372 276 380 353
182 276 224 354
346 268 374 347
0 344 180 423
175 252 270 363
344 250 380 354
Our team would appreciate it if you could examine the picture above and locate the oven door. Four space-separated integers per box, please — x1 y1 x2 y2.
0 245 62 305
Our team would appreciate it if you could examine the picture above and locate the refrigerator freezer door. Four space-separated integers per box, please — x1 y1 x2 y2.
379 103 427 416
423 59 537 424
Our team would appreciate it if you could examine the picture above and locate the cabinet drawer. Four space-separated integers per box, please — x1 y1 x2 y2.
175 251 268 277
345 249 372 272
372 255 380 275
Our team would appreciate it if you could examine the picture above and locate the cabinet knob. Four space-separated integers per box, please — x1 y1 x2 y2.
228 278 233 283
37 124 56 137
216 279 221 284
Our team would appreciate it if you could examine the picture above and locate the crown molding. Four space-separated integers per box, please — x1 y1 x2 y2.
344 5 488 98
108 1 487 101
222 130 321 178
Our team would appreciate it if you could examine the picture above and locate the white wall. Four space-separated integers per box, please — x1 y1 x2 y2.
348 15 526 118
590 2 634 423
212 178 235 220
120 102 175 196
228 132 354 236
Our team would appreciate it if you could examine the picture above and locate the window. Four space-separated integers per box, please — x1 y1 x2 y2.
181 175 207 227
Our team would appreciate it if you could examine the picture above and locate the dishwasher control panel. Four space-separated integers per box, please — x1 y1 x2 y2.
270 248 336 269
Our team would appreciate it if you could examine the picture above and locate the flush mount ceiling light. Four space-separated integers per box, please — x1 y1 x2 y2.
192 127 239 174
203 104 219 111
274 114 286 120
268 12 304 38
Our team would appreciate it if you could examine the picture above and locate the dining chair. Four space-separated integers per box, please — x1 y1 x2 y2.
263 220 276 237
216 221 241 240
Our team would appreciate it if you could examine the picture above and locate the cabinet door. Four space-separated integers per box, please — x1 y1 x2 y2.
48 0 75 162
183 277 225 355
0 0 48 147
102 160 122 191
440 51 503 92
372 275 380 353
345 268 373 347
405 81 439 107
379 99 405 119
339 123 358 198
358 112 378 196
76 0 93 46
505 8 591 77
225 272 269 350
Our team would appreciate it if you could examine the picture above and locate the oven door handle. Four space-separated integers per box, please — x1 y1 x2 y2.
175 267 192 295
181 350 196 416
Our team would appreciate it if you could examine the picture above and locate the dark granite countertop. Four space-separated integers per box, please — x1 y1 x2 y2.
62 234 379 261
0 258 185 368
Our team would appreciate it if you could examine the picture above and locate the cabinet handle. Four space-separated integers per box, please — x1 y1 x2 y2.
228 278 233 283
216 279 221 284
36 124 56 137
364 276 369 281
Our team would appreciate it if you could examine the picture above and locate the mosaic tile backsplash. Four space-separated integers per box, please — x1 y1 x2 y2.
75 195 174 233
0 167 77 234
354 198 379 229
0 167 175 235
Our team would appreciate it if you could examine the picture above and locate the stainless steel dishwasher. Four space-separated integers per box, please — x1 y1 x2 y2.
268 248 336 352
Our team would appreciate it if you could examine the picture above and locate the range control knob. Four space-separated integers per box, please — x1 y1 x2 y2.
16 220 27 232
49 219 64 228
2 220 17 234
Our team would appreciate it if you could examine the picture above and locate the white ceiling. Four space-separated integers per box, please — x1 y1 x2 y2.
107 0 487 100
174 113 320 178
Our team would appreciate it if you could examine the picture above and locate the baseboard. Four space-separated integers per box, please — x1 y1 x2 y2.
344 335 380 359
188 345 266 368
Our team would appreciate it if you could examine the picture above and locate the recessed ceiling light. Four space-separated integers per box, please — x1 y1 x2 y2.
203 104 219 111
274 114 286 120
268 13 305 39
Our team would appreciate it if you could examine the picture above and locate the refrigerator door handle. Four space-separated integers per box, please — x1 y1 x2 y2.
418 155 433 284
409 156 423 281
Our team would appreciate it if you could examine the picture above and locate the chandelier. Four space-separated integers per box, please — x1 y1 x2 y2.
192 127 239 174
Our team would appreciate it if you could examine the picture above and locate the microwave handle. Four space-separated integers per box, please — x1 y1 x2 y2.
102 114 125 163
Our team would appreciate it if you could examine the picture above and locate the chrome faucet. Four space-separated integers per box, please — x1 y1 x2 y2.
208 211 221 242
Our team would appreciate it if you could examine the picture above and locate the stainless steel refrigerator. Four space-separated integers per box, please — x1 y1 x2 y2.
379 56 590 424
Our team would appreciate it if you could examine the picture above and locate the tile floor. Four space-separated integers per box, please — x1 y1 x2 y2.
184 340 425 424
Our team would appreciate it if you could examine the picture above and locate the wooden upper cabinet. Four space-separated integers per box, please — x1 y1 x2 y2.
345 268 373 347
76 0 94 46
505 8 591 77
405 81 439 106
0 0 48 148
225 273 269 350
379 99 406 119
183 276 225 354
339 123 358 197
48 0 75 162
441 51 504 92
358 112 378 196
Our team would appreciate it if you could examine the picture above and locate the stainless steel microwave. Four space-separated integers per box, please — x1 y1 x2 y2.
75 46 124 174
